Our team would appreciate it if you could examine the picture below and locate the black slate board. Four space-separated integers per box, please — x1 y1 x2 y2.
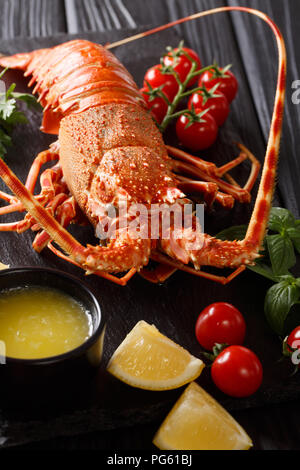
0 24 299 448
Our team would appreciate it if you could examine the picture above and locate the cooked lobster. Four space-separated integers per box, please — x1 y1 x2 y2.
0 6 286 285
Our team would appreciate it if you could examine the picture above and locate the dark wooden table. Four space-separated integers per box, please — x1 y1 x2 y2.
1 0 300 451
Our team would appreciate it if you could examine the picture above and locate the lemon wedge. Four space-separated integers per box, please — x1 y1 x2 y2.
153 382 253 450
107 321 204 391
0 262 9 270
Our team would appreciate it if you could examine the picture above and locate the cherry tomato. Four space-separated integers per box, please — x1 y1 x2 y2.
175 111 218 151
198 68 238 103
140 87 169 124
287 326 300 357
287 326 300 349
195 302 246 351
163 47 202 87
211 345 263 398
286 327 300 369
188 90 230 127
144 65 179 100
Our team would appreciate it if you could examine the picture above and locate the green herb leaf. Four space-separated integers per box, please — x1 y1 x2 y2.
268 207 295 233
0 128 12 147
5 110 28 125
0 128 12 157
286 227 300 254
0 68 8 80
214 207 300 337
215 225 247 241
264 280 300 334
267 234 296 276
11 92 42 110
0 69 40 158
248 262 277 282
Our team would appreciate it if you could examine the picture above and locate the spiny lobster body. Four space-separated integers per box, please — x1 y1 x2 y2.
0 6 287 285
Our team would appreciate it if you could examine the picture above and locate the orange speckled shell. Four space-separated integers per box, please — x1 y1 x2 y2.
0 39 177 221
59 103 176 222
0 40 145 134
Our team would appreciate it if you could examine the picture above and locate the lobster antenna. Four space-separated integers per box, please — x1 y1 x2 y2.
108 6 287 249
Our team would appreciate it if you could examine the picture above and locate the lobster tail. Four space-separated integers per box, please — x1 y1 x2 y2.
0 49 46 70
0 40 145 134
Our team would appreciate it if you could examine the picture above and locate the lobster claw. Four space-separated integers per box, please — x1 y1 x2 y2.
83 234 151 274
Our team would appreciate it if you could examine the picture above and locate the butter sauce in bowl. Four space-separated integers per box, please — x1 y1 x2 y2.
0 267 104 402
0 286 93 360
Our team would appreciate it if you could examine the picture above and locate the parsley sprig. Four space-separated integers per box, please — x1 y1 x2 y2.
0 68 41 157
216 207 300 335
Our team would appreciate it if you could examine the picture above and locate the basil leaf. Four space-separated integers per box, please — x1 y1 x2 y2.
264 280 300 334
286 227 300 254
0 141 7 157
248 262 277 282
0 128 12 147
6 111 28 126
268 207 295 232
215 225 247 241
12 92 41 110
267 234 296 276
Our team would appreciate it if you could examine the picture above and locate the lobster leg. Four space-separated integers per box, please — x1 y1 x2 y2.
0 190 17 203
0 145 61 220
170 159 251 203
216 152 248 177
25 144 60 193
47 242 137 286
0 201 25 216
151 251 246 285
167 143 260 198
32 194 72 252
166 145 220 176
177 176 234 209
0 157 149 280
177 178 218 207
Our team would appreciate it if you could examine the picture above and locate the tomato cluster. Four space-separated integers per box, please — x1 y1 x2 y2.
195 302 263 398
141 44 238 152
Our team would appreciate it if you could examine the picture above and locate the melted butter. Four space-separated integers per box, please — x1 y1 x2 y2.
0 286 92 359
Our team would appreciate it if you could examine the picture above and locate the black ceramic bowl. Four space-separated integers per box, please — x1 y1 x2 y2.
0 267 105 402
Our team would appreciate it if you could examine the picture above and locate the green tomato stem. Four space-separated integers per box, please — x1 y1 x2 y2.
159 64 215 133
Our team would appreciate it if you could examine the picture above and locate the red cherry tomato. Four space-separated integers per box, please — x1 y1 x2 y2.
188 91 230 127
211 346 263 398
175 111 218 151
163 47 202 87
144 65 179 100
195 302 246 351
198 68 238 103
287 326 300 349
287 326 300 353
286 326 300 368
140 87 168 124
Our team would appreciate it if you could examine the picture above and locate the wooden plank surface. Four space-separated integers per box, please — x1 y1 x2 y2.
227 0 300 217
0 0 67 38
0 0 299 451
